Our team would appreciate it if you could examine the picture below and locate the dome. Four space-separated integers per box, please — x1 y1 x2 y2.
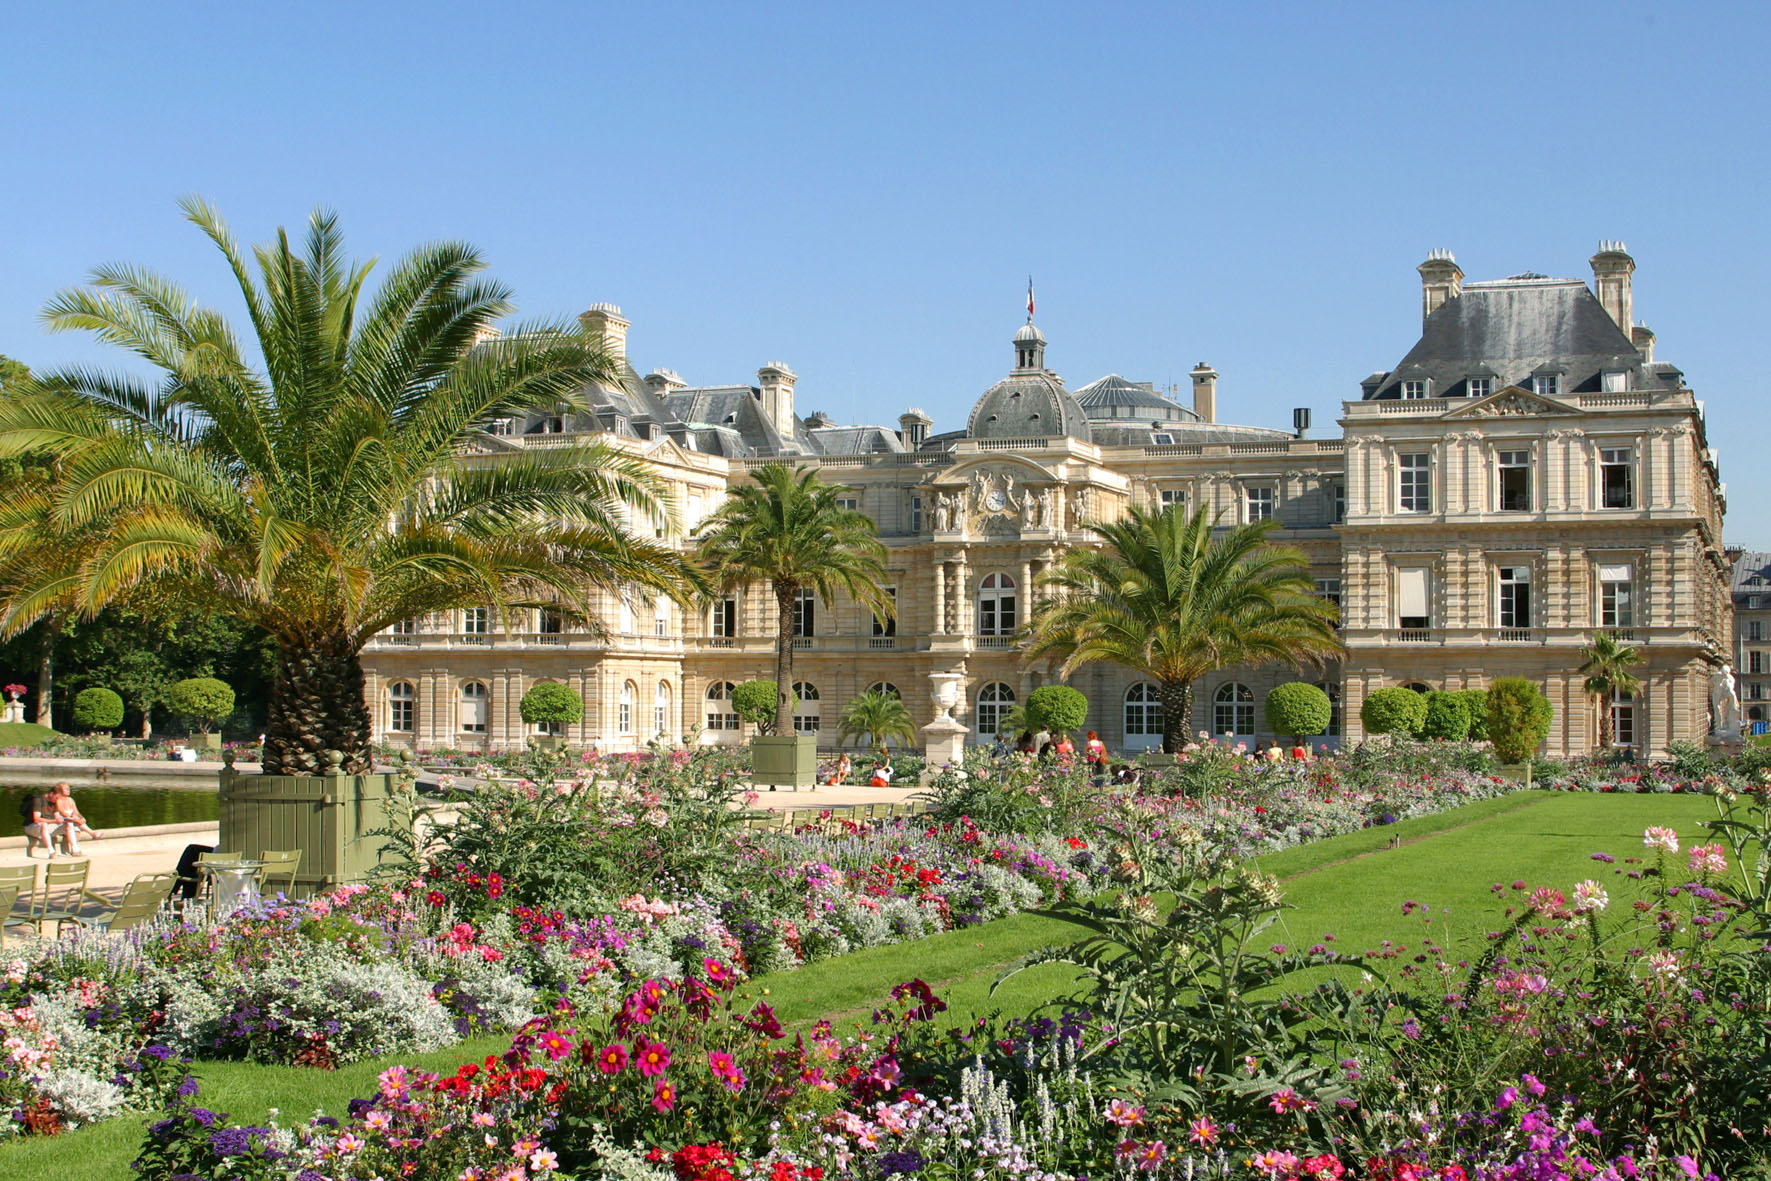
1013 321 1046 345
1073 374 1201 424
966 371 1093 442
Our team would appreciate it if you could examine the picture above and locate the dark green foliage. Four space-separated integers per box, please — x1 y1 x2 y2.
1264 681 1332 739
72 686 124 731
1457 688 1491 741
1486 677 1554 763
1420 690 1471 740
1361 686 1428 737
518 681 583 727
1025 684 1088 734
732 680 796 735
168 676 235 734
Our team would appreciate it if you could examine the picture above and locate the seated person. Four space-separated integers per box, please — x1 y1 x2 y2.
869 756 894 787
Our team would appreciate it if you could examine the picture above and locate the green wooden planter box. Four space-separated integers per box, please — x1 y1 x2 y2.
198 733 222 752
750 735 817 789
218 763 398 898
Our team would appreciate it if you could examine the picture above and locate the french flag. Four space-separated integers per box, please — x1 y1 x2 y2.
1026 277 1035 319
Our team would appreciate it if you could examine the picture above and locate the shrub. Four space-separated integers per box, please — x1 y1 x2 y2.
1487 677 1554 763
1420 690 1471 740
1025 684 1088 735
1264 682 1332 740
731 680 795 735
167 678 234 735
1361 686 1428 737
71 687 124 733
518 682 583 728
1457 688 1492 741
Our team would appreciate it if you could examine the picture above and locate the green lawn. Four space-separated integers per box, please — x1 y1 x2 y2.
2 789 1727 1179
0 721 62 747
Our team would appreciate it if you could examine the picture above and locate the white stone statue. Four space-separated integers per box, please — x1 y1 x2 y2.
1038 488 1054 529
1071 486 1091 527
933 493 952 532
1710 663 1743 740
1021 490 1039 527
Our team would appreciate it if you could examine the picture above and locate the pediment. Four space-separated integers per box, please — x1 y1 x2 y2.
1441 385 1580 419
933 455 1055 487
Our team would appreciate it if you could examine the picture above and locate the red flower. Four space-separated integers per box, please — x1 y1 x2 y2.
651 1079 676 1112
634 1038 671 1077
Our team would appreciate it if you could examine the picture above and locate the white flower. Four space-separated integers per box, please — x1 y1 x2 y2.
1572 880 1609 914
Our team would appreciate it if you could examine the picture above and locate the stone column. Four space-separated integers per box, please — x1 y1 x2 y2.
1019 558 1033 622
954 555 970 636
933 561 947 635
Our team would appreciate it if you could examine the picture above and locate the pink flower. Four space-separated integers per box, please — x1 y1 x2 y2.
1137 1141 1168 1172
1269 1087 1316 1114
1105 1098 1146 1127
633 1039 671 1077
538 1031 573 1061
596 1044 628 1074
1253 1151 1302 1177
1188 1117 1218 1146
1643 825 1681 854
650 1079 676 1112
1688 843 1728 874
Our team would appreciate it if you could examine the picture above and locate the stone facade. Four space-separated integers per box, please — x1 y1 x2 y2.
361 245 1729 759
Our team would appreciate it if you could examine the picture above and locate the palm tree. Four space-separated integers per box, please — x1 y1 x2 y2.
1580 631 1644 749
0 200 701 775
838 688 917 751
1026 504 1342 753
693 464 892 735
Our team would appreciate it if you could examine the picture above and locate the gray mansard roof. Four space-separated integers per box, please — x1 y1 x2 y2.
1365 277 1683 400
1732 552 1771 601
966 371 1093 442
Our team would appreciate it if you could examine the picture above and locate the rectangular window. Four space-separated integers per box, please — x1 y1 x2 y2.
1752 620 1765 642
537 609 562 634
488 418 514 436
1601 370 1629 393
654 597 669 637
1399 453 1431 513
1245 486 1274 522
391 617 418 636
1151 432 1175 445
1332 483 1346 523
1400 380 1427 400
711 597 737 639
1601 448 1634 508
461 607 489 634
1751 682 1765 702
1533 374 1560 398
873 588 898 637
1613 695 1635 747
909 495 923 534
1159 488 1187 510
1498 565 1532 628
619 700 632 733
1598 563 1635 627
389 696 414 732
792 589 815 637
1397 567 1431 629
836 497 859 512
1497 450 1531 512
1316 578 1342 627
1467 377 1493 399
1752 651 1766 676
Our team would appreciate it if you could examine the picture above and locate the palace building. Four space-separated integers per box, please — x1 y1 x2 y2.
361 245 1730 758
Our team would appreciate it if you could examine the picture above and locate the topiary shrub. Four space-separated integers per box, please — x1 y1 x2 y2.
72 687 124 733
1487 678 1554 763
519 682 583 732
1025 685 1089 735
1361 686 1428 737
168 677 235 736
1457 689 1491 741
1265 682 1332 742
732 680 796 736
1420 690 1471 741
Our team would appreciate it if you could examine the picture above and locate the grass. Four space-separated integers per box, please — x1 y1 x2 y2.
2 789 1729 1178
0 722 62 748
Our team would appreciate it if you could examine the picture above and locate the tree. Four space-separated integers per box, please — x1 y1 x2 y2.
519 682 583 733
1487 678 1554 763
72 686 124 733
1579 632 1645 749
0 201 700 774
694 465 892 736
1420 690 1471 741
838 688 917 751
1265 681 1332 743
1026 504 1341 753
1361 686 1428 737
0 354 28 395
1457 689 1491 742
732 680 800 735
1025 685 1088 735
169 676 235 736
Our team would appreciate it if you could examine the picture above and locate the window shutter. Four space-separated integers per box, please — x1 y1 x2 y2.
1398 568 1430 620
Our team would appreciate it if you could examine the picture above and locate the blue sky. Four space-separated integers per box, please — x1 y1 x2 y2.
5 2 1768 541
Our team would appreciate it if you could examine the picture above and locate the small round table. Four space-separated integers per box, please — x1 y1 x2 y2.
201 860 268 919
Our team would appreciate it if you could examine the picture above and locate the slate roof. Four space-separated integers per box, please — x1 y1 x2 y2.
1365 277 1680 400
1091 420 1295 447
966 371 1094 442
1731 552 1771 600
808 426 908 455
1073 374 1203 423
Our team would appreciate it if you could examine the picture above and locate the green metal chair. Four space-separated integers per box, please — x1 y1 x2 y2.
59 873 176 936
256 850 302 897
0 880 39 947
33 860 104 930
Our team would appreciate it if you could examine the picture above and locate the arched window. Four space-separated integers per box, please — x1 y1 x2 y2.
1400 681 1432 694
1612 691 1636 748
387 681 415 732
793 681 820 734
1314 681 1342 737
1212 682 1254 738
619 682 636 733
705 681 739 731
975 682 1016 737
459 681 488 733
1124 683 1164 738
977 573 1018 636
868 682 900 699
653 681 671 736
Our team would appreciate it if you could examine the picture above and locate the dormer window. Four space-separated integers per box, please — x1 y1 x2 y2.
1532 373 1560 398
1467 377 1492 399
1152 433 1174 445
1400 380 1428 400
1601 370 1629 393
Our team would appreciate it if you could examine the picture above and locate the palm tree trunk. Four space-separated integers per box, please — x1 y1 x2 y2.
1597 690 1613 749
264 628 372 776
774 584 796 737
1159 680 1194 754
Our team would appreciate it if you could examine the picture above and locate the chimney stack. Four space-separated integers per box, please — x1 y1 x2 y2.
757 362 799 438
579 303 631 364
1590 242 1635 333
898 407 932 449
1631 324 1656 364
1417 249 1463 328
1190 362 1218 424
643 368 686 399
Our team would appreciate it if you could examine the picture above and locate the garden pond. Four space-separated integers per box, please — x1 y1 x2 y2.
0 784 216 835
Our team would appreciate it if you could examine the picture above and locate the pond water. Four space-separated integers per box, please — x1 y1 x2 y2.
0 785 217 836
